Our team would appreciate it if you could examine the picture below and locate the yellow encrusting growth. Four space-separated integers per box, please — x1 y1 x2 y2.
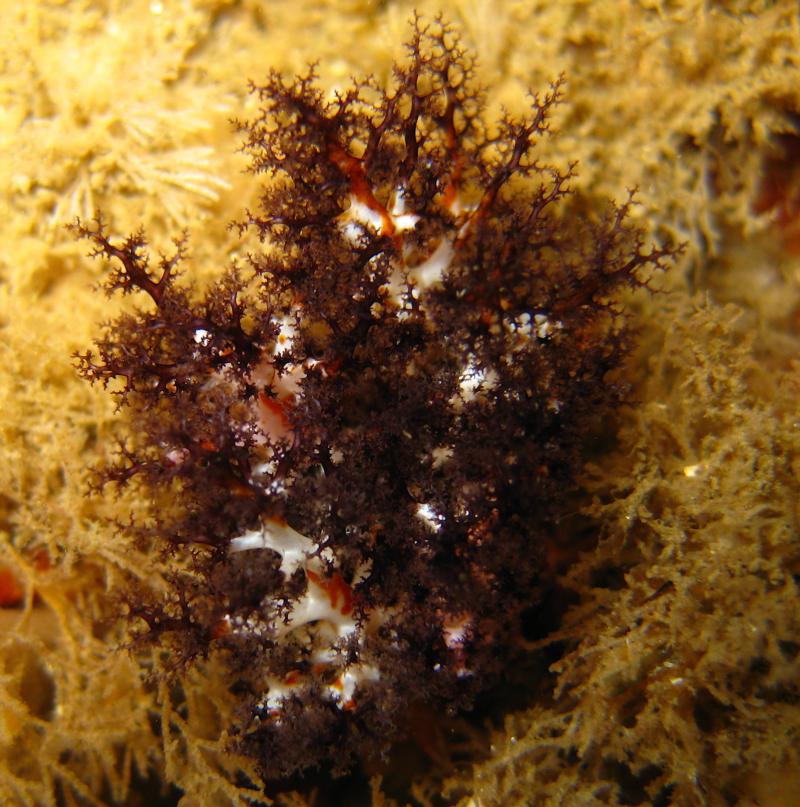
0 1 798 805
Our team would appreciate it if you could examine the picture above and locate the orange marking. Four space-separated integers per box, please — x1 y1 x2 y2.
0 568 24 608
441 142 464 215
330 674 358 709
306 569 354 616
327 143 395 237
32 548 50 572
323 356 344 377
753 137 800 255
258 390 291 429
266 514 288 528
440 89 464 214
229 479 256 498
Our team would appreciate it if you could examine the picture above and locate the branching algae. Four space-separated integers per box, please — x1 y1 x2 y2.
72 18 678 781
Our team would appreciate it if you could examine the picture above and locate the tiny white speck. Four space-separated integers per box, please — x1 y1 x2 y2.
417 503 444 532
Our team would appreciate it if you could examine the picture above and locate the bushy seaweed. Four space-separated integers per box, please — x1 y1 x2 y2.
72 17 677 781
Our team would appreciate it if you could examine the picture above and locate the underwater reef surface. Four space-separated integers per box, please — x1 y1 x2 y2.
0 1 798 806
